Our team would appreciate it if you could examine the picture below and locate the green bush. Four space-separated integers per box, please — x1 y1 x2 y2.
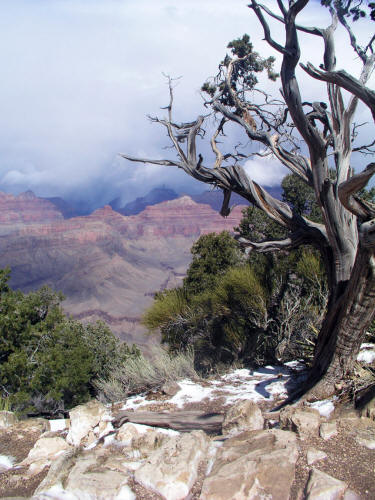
184 231 242 295
143 225 328 371
0 269 139 415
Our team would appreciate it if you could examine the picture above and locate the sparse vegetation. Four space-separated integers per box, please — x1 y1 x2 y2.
95 346 197 403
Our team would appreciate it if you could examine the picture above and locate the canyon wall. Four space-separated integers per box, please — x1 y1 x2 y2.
0 192 245 348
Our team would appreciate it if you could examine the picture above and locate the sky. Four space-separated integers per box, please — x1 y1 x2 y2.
0 0 374 210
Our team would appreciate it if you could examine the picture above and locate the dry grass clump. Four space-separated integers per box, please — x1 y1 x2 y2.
95 346 197 403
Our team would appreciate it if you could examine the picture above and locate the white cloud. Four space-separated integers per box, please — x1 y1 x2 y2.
0 0 373 206
244 155 288 187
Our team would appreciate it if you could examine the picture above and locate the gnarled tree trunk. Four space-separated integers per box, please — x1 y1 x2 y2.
121 0 375 400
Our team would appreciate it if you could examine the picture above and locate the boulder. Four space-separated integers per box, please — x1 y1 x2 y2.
132 429 167 457
23 436 71 464
222 400 264 435
134 430 209 500
354 426 375 449
116 422 147 445
19 436 72 475
66 400 111 447
306 448 328 465
161 381 181 397
280 406 321 438
0 411 18 428
200 429 298 500
320 421 338 440
304 468 348 499
33 448 136 500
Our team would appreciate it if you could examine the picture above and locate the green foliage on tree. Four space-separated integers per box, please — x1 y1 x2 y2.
201 34 278 106
184 231 242 295
0 269 139 415
281 173 322 222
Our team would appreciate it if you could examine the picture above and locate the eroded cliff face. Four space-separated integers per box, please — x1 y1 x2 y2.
0 193 245 348
0 191 63 232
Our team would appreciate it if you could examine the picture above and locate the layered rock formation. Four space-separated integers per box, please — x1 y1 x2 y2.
0 191 245 347
0 191 63 232
1 390 372 499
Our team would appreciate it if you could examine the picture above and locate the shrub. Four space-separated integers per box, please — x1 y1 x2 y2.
95 346 197 402
0 269 139 415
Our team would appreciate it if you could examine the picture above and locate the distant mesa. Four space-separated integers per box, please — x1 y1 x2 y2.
114 186 179 215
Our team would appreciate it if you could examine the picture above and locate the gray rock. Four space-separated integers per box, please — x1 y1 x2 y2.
306 447 328 465
305 468 348 499
200 429 298 500
66 399 112 447
280 406 321 438
19 436 72 476
134 430 209 500
355 426 375 449
320 421 338 440
33 448 136 500
222 400 264 435
161 380 181 397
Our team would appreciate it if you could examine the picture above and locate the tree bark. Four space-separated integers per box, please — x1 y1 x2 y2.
301 245 375 399
113 410 224 433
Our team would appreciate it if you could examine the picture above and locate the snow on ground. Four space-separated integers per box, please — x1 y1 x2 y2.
308 398 336 417
0 455 14 470
121 362 308 411
357 343 375 364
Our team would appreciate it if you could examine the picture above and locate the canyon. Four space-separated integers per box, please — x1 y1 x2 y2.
0 190 245 349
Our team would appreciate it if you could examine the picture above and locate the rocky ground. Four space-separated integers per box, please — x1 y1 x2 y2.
0 350 374 500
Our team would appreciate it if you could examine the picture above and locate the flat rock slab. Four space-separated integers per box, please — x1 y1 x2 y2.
222 400 264 435
305 468 348 500
200 429 298 500
33 448 136 500
280 407 321 439
134 430 209 500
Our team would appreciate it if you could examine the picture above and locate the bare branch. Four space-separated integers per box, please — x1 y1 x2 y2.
210 118 226 168
255 1 324 36
301 62 375 122
338 162 375 219
335 2 368 63
248 0 291 55
213 101 312 185
119 155 183 168
236 228 318 253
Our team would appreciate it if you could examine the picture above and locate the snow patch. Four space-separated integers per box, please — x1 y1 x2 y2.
309 399 336 417
115 485 136 500
119 361 307 412
357 343 375 364
170 380 215 408
0 454 14 469
49 419 68 432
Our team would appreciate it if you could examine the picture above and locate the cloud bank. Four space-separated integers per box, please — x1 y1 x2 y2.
0 0 373 209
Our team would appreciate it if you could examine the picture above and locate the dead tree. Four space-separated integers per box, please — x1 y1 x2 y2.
122 0 375 401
